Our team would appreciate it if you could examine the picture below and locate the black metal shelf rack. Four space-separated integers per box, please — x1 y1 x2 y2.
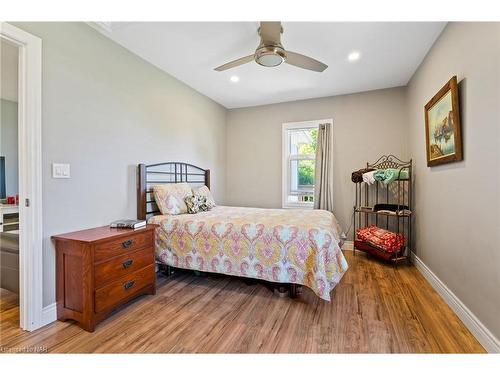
353 155 413 264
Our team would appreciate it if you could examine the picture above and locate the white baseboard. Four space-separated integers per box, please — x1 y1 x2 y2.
342 240 354 251
41 303 57 327
412 253 500 353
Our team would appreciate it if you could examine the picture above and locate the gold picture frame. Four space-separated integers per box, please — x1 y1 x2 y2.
424 76 463 167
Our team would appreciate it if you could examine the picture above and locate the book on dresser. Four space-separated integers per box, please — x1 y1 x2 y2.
110 219 146 229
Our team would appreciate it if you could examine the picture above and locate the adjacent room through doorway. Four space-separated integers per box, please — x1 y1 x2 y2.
0 39 20 314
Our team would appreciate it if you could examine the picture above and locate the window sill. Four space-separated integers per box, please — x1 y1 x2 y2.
282 204 314 210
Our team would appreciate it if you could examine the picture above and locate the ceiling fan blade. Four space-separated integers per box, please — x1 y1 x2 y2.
214 55 254 71
285 51 328 72
259 22 282 44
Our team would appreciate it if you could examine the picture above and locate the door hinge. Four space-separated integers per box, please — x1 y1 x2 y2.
25 198 30 207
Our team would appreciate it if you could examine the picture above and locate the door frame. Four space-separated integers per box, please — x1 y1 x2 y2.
1 22 43 331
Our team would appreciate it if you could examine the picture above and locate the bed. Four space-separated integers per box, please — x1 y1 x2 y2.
137 162 348 301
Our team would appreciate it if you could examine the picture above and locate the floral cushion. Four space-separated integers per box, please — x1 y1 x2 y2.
185 195 215 214
153 183 192 215
192 185 216 207
356 225 405 253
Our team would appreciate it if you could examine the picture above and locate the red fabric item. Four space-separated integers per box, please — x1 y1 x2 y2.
354 240 395 260
356 226 405 253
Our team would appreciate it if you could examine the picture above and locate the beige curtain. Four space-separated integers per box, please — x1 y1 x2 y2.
314 123 334 211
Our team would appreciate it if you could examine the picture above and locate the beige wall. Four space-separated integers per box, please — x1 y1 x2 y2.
226 87 408 231
14 23 227 306
407 22 500 340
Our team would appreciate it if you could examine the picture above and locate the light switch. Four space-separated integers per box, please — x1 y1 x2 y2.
52 163 71 179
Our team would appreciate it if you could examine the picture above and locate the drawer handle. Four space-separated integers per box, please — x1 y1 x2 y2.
122 259 133 269
123 280 135 290
122 239 134 249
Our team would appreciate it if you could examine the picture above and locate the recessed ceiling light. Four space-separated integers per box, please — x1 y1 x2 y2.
230 75 240 83
348 51 361 62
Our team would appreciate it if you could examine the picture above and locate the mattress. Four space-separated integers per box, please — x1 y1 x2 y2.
149 206 348 301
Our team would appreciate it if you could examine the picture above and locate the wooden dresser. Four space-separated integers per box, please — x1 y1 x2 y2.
52 225 156 332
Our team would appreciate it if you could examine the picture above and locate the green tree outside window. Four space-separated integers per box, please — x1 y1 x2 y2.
297 128 317 186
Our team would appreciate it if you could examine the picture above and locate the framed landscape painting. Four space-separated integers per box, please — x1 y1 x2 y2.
424 76 463 167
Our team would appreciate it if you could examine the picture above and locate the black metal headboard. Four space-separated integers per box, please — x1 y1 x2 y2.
137 162 210 220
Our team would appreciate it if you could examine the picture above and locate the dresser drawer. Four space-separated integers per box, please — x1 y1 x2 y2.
94 264 155 313
94 247 154 288
94 231 153 262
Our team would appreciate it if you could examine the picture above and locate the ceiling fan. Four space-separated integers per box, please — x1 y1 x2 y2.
214 22 328 73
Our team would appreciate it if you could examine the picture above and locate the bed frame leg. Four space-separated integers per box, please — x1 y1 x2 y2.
289 284 299 299
275 285 288 298
158 264 173 277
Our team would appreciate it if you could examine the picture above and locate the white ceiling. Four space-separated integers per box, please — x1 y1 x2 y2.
0 40 19 102
94 22 446 109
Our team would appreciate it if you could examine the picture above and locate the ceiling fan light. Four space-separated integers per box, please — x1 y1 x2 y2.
255 46 286 67
256 54 284 67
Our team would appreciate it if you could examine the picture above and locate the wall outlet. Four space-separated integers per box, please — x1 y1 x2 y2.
52 163 71 179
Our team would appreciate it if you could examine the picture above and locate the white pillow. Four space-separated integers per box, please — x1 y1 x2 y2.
192 185 216 207
153 183 192 215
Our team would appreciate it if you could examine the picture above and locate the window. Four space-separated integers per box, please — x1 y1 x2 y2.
282 119 331 208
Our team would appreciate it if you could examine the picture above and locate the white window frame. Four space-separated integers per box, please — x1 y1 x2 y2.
282 119 332 209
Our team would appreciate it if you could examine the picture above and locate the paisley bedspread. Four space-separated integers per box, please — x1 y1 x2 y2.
148 206 348 301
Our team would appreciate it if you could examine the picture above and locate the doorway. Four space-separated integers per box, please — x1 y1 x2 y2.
0 23 43 331
1 38 20 317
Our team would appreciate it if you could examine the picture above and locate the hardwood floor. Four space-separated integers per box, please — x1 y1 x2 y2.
0 251 485 353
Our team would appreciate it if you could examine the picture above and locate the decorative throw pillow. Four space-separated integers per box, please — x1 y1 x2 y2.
185 195 214 214
153 183 192 215
191 185 216 207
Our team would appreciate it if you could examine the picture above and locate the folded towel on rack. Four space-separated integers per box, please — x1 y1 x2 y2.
376 209 412 216
374 168 409 185
375 205 412 215
373 203 409 212
362 171 376 185
373 170 386 181
384 168 409 184
351 168 375 183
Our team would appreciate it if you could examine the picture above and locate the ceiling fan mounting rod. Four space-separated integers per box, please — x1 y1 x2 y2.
257 25 283 37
